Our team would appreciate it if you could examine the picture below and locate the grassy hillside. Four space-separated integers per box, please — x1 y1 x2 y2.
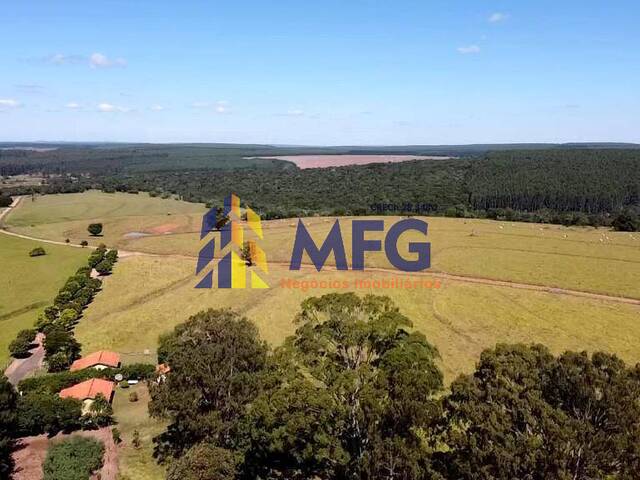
0 233 87 365
75 255 640 385
9 192 639 297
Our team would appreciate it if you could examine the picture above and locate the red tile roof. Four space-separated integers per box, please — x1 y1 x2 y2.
70 351 121 372
59 379 115 401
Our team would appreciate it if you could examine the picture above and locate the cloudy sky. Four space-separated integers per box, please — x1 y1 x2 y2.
1 0 638 145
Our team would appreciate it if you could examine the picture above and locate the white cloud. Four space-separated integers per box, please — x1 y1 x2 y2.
0 99 21 110
66 102 81 109
97 102 130 113
46 53 85 65
488 12 509 23
42 53 126 68
150 104 165 111
457 45 481 54
192 100 231 113
89 53 127 68
285 109 305 116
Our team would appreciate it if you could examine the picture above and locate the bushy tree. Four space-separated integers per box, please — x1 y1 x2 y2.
42 437 104 480
240 241 253 266
29 246 46 257
0 195 12 208
437 344 640 480
612 209 639 232
167 443 238 480
9 329 37 358
16 393 81 436
87 223 103 236
149 309 268 461
44 326 81 371
241 293 444 480
94 259 113 275
0 375 17 480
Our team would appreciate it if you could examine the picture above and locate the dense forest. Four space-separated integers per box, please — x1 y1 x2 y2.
1 144 639 227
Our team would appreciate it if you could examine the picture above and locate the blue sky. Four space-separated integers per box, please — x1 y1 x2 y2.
1 1 638 145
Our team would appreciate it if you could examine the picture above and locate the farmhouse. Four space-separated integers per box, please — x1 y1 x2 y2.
70 350 121 372
59 378 115 413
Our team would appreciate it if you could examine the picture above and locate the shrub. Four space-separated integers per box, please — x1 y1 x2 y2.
612 210 639 232
129 391 139 402
132 430 141 449
29 247 46 257
0 194 12 208
42 437 104 480
112 427 122 444
80 240 88 247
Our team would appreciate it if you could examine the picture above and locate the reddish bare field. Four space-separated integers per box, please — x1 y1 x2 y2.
249 154 453 169
13 428 119 480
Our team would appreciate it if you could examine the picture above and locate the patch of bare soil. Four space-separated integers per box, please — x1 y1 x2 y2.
12 427 119 480
247 154 453 169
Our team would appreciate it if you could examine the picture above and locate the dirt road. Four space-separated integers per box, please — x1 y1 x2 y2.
0 195 22 224
4 333 46 385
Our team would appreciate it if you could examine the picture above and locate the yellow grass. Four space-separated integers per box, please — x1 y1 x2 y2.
75 255 640 384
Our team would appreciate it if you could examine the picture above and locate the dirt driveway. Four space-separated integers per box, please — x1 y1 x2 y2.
4 333 45 386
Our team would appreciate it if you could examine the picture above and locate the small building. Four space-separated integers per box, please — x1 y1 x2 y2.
59 378 115 413
70 351 121 372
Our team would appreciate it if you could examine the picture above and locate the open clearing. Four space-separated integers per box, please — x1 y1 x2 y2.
0 233 87 366
248 154 453 169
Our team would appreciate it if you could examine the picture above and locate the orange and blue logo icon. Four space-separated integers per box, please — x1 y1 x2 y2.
195 194 268 289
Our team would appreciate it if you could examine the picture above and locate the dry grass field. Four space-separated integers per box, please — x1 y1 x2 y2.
7 192 640 298
4 190 639 479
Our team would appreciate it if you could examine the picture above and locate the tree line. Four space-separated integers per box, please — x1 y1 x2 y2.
2 149 639 229
148 294 640 480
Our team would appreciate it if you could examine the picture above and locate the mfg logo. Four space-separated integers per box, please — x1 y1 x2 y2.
291 218 430 272
196 195 431 289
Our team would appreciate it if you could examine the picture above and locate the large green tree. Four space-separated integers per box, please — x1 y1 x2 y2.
149 309 268 461
0 375 17 480
438 344 640 480
241 293 444 480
